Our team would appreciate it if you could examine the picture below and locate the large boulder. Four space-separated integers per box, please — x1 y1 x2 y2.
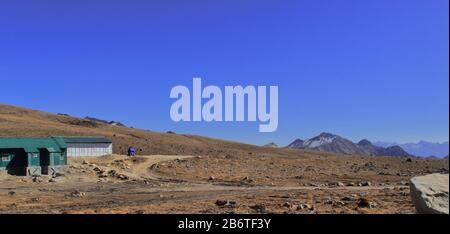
410 174 449 214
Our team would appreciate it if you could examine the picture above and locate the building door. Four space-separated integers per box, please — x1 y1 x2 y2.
39 148 50 174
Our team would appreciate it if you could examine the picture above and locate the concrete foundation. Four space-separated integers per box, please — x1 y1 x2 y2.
0 168 7 176
42 165 68 176
26 167 42 177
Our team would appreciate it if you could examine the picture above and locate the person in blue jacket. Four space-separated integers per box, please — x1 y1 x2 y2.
128 147 136 157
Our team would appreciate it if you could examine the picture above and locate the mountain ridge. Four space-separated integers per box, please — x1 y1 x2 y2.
375 141 449 158
287 133 412 157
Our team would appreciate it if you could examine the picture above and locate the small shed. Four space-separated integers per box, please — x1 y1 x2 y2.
0 137 67 176
63 137 113 157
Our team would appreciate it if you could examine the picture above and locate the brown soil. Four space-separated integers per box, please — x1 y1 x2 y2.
0 104 448 214
0 154 447 214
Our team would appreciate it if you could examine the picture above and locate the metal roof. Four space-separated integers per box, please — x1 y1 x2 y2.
61 137 112 144
0 137 67 153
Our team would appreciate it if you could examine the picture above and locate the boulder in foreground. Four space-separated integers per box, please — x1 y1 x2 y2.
410 173 449 214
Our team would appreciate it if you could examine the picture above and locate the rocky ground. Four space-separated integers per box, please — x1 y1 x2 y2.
0 154 448 214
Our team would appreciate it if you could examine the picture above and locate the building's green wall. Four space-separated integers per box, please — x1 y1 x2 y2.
0 149 28 171
28 152 40 167
51 152 67 166
0 152 13 168
0 150 67 169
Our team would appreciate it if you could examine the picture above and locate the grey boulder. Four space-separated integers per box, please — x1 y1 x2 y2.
410 173 449 214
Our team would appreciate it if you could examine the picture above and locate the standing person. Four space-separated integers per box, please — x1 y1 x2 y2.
128 147 135 157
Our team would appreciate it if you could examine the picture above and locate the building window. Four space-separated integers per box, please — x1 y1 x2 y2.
1 154 10 162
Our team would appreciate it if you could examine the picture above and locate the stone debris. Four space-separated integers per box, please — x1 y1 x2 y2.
358 181 372 187
357 198 377 209
69 191 86 198
282 202 293 208
32 176 43 183
215 200 237 208
250 204 267 213
297 203 313 211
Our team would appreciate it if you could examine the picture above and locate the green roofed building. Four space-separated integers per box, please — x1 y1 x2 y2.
0 137 68 176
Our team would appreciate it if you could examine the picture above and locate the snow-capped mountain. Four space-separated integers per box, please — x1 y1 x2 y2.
302 132 337 148
287 132 366 155
287 133 411 157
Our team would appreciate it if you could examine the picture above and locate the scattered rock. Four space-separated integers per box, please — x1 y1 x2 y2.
117 174 129 180
400 191 409 197
410 173 449 214
297 203 313 211
69 191 86 198
341 196 356 202
32 176 43 183
228 201 238 208
378 172 391 176
359 181 372 187
31 198 40 202
242 176 254 183
93 167 104 173
8 203 18 209
108 170 118 176
134 210 147 214
250 204 267 213
215 200 229 207
282 202 293 208
334 201 346 207
357 198 377 208
323 198 334 205
330 182 345 187
8 191 16 196
215 200 237 208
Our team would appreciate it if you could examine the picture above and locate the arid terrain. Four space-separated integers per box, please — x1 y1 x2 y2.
0 104 448 214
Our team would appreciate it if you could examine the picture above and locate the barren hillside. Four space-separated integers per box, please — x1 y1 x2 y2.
0 103 322 158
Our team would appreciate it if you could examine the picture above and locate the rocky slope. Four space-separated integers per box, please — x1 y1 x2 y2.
287 133 411 157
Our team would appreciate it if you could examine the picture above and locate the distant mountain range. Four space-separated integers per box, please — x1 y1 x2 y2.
263 142 279 148
374 141 449 158
286 132 411 157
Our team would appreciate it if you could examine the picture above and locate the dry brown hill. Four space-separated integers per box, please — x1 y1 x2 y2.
0 103 321 158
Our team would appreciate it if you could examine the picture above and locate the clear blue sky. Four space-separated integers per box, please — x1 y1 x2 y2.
0 0 448 146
